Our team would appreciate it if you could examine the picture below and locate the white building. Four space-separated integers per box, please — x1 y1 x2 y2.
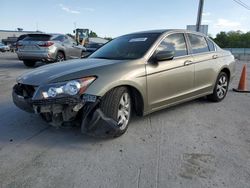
0 29 42 42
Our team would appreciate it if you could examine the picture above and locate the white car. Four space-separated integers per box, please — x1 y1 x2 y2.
0 42 10 52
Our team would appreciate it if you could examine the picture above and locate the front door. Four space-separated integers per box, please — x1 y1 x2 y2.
146 33 195 111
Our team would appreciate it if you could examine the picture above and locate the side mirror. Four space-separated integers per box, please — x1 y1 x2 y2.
153 51 175 62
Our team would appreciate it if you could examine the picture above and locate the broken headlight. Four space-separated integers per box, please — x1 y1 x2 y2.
41 77 96 99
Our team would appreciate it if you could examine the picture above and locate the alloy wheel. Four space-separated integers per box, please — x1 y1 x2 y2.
117 92 131 130
57 53 65 62
216 75 228 99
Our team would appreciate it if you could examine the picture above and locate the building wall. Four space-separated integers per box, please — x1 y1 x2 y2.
0 30 41 41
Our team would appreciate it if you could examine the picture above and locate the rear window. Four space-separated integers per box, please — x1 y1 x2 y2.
23 34 51 41
188 34 209 54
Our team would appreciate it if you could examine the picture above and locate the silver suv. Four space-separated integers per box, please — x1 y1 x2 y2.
17 34 86 67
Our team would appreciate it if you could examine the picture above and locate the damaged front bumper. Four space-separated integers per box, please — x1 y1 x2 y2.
12 84 122 137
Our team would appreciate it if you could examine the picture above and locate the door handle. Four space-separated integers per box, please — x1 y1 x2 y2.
212 55 218 59
184 60 193 66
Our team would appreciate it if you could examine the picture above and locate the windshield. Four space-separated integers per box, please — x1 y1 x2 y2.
90 33 160 60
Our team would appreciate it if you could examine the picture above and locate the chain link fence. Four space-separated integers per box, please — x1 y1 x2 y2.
224 48 250 60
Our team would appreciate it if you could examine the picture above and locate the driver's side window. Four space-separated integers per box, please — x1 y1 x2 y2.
156 33 188 57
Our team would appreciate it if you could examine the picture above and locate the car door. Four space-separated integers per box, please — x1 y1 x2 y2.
146 33 195 111
67 37 82 58
187 33 218 94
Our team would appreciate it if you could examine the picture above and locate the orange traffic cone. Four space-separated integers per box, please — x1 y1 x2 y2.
233 64 250 93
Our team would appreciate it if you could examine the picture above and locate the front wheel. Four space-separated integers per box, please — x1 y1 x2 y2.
207 72 229 102
100 87 131 137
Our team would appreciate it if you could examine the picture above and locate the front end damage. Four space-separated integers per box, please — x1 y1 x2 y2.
12 83 122 137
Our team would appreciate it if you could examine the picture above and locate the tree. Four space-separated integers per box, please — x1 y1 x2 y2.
212 31 250 48
89 30 98 37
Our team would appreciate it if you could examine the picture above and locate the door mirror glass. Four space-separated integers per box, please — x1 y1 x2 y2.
154 50 174 61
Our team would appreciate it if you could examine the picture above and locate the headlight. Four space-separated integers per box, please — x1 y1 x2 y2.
41 77 96 99
64 81 81 96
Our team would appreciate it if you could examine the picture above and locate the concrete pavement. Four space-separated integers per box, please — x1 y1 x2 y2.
0 52 249 188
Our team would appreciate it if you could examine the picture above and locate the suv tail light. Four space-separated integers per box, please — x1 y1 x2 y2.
38 41 54 47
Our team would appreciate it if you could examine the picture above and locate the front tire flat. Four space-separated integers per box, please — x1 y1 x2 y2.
100 87 131 137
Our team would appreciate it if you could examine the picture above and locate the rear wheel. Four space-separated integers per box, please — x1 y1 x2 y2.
81 51 86 58
207 72 229 102
23 60 36 67
55 51 65 62
100 87 131 136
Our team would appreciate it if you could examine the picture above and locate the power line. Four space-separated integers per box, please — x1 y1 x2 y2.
233 0 250 10
238 0 250 8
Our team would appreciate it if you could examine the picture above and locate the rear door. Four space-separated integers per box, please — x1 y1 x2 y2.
187 33 218 94
146 33 195 111
63 36 82 58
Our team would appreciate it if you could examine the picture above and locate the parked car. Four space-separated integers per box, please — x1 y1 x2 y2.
83 37 109 57
12 29 235 137
16 34 86 67
0 42 10 52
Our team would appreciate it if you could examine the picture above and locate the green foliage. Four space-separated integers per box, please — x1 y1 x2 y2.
89 30 98 37
213 31 250 48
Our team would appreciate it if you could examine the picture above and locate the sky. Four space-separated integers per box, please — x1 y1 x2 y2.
0 0 250 38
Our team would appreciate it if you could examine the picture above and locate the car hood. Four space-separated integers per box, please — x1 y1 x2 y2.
17 58 122 86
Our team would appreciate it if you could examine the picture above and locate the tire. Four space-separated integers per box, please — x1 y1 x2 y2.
100 87 131 137
207 72 229 102
55 51 65 62
81 51 85 58
23 60 36 67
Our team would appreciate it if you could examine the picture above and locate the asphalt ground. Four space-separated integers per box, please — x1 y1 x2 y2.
0 52 249 188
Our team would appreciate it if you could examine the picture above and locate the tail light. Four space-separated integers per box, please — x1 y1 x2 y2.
38 41 54 47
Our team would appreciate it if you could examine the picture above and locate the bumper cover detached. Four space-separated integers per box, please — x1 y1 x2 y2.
13 83 122 137
12 91 34 113
81 100 122 138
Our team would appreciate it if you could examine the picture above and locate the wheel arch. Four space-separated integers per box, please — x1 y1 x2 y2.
220 67 231 82
87 81 146 117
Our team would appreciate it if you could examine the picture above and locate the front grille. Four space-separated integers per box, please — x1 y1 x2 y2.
13 84 36 98
32 97 81 106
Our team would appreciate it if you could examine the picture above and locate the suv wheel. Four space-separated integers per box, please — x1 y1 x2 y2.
100 87 131 136
208 72 229 102
23 60 36 67
56 51 65 62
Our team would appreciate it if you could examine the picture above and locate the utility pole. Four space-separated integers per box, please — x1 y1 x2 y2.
196 0 204 32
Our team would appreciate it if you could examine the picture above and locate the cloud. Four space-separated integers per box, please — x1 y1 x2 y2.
59 4 80 14
202 12 211 16
83 8 95 12
214 19 241 28
203 19 212 23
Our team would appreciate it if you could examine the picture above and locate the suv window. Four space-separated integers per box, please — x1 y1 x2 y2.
188 34 209 54
207 39 215 51
156 33 188 57
65 36 77 45
52 35 65 42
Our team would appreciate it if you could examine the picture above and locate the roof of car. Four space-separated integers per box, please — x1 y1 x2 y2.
128 29 207 36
